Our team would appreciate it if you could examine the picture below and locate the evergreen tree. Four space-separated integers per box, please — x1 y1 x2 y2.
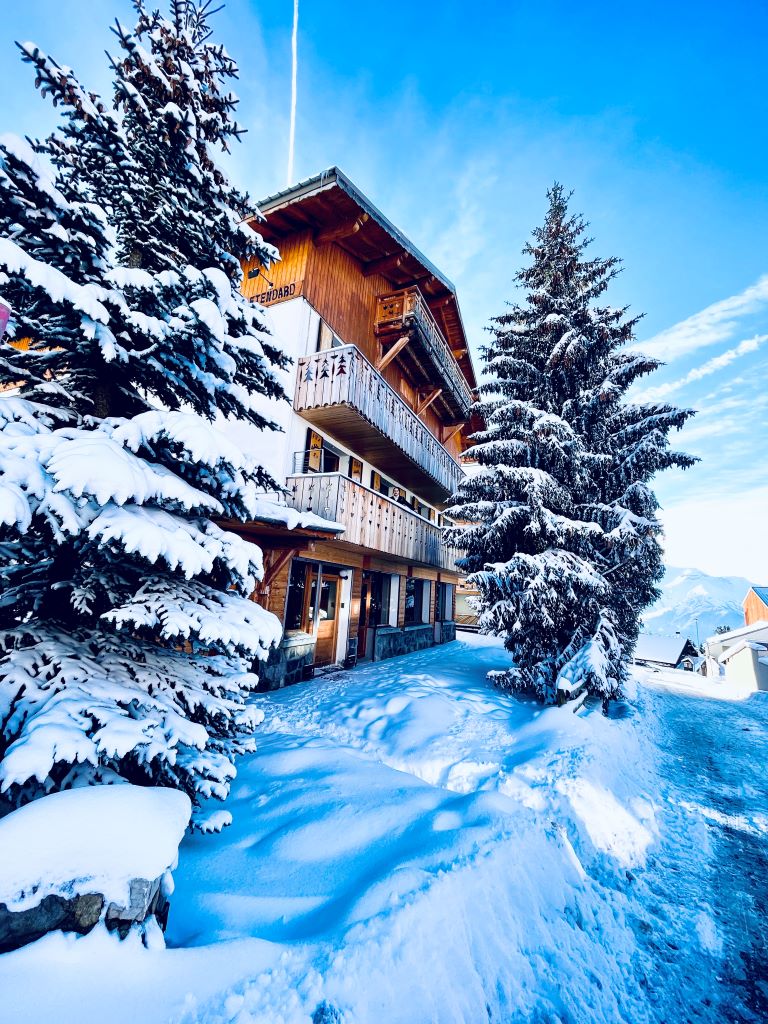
0 1 288 826
446 185 696 703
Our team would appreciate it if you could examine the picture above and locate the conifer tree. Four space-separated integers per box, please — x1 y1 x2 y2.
0 1 287 826
447 185 695 703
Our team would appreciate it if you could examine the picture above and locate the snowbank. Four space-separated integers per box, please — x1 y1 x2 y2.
0 638 663 1022
0 785 191 912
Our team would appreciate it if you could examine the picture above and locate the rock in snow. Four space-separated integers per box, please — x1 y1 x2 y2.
0 785 190 918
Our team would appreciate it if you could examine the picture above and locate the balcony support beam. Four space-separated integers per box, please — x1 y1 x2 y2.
315 213 369 247
441 422 465 445
362 251 405 277
416 387 443 415
376 333 410 372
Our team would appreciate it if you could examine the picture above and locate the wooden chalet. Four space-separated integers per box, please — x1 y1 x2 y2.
237 168 479 687
744 586 768 627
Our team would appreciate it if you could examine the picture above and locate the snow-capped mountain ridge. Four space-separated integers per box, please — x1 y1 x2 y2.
643 566 754 641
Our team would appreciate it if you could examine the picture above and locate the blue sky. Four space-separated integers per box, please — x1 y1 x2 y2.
3 0 768 580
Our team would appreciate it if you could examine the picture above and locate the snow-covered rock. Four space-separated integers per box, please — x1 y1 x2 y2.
0 785 190 952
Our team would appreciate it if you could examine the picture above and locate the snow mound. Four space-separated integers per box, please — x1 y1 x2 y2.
0 785 191 911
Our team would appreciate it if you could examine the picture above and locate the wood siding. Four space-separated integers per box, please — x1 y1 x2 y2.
243 234 467 462
744 590 768 626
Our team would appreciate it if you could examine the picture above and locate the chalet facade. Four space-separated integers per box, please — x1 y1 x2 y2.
237 169 479 688
743 586 768 627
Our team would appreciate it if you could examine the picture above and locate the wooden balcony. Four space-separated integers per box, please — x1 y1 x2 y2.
374 288 474 421
286 472 462 571
294 344 464 504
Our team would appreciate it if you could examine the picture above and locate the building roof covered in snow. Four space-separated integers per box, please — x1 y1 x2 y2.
704 619 768 649
634 633 698 667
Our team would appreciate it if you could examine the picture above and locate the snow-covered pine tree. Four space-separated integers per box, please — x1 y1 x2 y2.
446 185 695 703
0 1 287 826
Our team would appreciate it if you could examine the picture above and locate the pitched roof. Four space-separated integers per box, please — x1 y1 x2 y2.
634 633 696 666
747 586 768 606
251 168 478 393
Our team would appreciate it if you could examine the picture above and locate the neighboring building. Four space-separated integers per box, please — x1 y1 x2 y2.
704 619 768 688
718 640 768 690
455 577 481 630
236 169 479 688
743 587 768 626
634 633 699 670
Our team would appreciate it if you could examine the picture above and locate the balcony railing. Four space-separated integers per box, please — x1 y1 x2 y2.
294 344 463 503
374 288 474 418
286 472 462 572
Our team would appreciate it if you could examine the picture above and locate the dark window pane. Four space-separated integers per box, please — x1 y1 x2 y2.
318 579 338 622
285 561 307 632
404 577 424 624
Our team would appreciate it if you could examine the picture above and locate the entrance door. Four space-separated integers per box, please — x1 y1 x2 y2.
307 572 341 666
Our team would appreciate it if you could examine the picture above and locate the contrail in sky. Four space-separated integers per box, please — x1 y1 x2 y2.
287 0 299 185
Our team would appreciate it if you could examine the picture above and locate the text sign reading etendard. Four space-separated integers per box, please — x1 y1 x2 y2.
253 280 303 306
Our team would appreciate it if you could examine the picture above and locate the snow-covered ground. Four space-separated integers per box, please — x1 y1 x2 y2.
2 634 767 1023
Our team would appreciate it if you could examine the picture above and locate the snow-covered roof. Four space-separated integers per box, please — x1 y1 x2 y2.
246 497 345 534
251 168 479 395
719 639 768 663
256 168 456 295
704 619 768 647
634 633 694 666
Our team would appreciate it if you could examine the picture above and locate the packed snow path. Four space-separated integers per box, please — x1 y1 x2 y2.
629 673 768 1024
2 636 768 1023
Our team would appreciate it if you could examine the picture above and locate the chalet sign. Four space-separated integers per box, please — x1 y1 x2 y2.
253 279 303 306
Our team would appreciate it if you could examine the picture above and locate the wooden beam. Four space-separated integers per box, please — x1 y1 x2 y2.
251 547 297 607
262 547 296 590
376 333 410 372
416 387 443 415
314 213 369 247
362 251 405 277
441 422 465 445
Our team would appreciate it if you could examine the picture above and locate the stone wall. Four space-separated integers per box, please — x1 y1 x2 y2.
259 633 316 690
373 624 434 661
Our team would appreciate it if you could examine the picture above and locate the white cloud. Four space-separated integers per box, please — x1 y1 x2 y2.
636 274 768 361
660 486 768 580
633 333 768 403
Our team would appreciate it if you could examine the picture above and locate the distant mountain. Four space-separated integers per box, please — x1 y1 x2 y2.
642 566 753 644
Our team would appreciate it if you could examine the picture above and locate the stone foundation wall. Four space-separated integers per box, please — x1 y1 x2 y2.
373 624 434 661
261 622 458 688
259 633 316 691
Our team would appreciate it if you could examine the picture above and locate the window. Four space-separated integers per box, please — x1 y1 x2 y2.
371 471 395 497
317 320 344 351
369 573 391 626
285 561 308 632
310 577 338 622
436 582 454 622
404 577 426 625
303 430 341 473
